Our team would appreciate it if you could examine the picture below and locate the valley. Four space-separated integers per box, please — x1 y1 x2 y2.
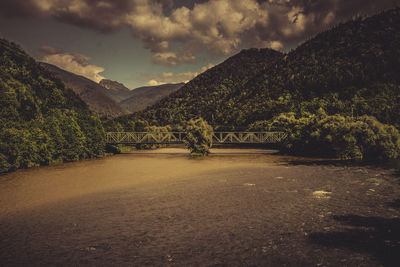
1 4 400 266
41 64 184 117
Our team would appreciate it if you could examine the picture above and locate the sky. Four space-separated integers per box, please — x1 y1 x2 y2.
0 0 399 88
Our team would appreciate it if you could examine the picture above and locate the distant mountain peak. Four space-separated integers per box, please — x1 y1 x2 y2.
99 79 131 92
40 63 130 118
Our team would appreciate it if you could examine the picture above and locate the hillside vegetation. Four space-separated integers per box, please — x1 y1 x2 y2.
112 8 400 159
100 79 184 113
1 8 400 169
135 48 283 127
129 8 400 130
120 83 184 113
41 63 130 118
0 39 105 173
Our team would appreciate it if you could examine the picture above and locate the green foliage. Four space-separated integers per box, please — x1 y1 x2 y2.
267 112 400 160
2 7 399 168
130 48 283 127
105 8 400 162
78 114 106 158
0 127 37 170
103 116 149 132
145 125 171 133
130 8 400 130
0 39 105 173
136 125 171 150
184 118 214 155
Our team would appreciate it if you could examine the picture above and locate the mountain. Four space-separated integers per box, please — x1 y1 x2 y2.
133 8 400 129
132 47 284 127
42 65 180 115
99 79 132 103
40 63 130 118
100 79 130 92
120 83 184 113
0 38 105 173
98 78 184 112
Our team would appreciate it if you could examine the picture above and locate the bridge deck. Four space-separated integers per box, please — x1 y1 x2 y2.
106 132 287 144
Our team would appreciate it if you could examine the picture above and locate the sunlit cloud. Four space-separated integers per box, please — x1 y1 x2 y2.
38 45 106 82
134 63 215 86
1 0 399 66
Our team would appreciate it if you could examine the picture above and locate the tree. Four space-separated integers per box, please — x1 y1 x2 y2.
268 112 400 160
184 118 214 155
0 38 107 173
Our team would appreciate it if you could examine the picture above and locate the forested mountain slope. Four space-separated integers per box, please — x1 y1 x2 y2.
99 79 184 113
0 39 105 173
134 48 283 126
41 63 130 118
120 83 184 112
135 8 400 129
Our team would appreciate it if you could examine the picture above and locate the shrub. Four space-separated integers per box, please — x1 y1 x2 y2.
184 118 214 155
269 112 400 160
136 125 172 150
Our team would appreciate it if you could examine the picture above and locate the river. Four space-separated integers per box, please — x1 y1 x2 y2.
1 148 400 266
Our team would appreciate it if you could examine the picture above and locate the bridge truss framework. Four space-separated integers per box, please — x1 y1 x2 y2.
106 132 287 145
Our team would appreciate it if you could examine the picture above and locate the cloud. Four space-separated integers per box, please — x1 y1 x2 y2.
134 63 215 85
38 45 106 82
269 41 284 51
152 51 196 66
2 0 400 66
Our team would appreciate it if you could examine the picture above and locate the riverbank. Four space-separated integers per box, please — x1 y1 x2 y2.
1 148 400 266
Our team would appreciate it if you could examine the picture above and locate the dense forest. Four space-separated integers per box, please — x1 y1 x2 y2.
111 8 400 159
0 39 105 173
127 8 400 130
1 8 400 173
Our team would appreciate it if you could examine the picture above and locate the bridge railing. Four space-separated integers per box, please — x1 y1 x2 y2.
212 132 287 144
106 132 287 144
106 132 186 144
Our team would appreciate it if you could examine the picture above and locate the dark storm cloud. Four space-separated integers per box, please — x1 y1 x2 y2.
1 0 399 65
245 0 400 49
299 0 400 18
0 0 42 18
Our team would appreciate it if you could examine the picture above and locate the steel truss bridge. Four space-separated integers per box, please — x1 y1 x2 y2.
106 132 287 145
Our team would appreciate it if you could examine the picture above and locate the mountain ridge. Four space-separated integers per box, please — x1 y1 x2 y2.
99 78 133 103
133 47 283 126
128 8 400 129
120 83 184 113
40 62 130 118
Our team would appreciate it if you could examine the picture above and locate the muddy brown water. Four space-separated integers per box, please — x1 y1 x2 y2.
1 148 400 266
